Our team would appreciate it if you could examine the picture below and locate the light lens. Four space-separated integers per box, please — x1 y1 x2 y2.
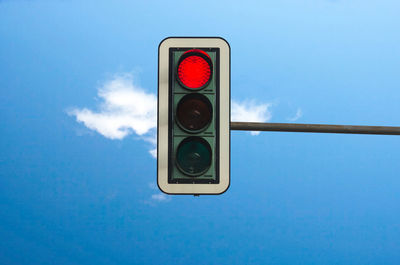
177 50 212 90
176 137 212 176
176 93 212 132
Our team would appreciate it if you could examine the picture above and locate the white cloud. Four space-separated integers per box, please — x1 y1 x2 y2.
145 182 172 204
151 193 171 202
142 134 157 158
68 73 157 157
231 100 272 135
149 148 157 159
287 108 303 122
68 73 274 156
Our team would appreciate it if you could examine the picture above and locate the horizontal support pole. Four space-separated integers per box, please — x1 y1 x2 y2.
230 122 400 135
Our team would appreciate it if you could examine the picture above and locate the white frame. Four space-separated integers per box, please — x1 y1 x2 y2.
157 37 230 195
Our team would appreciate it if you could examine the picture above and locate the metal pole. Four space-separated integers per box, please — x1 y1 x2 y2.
230 122 400 135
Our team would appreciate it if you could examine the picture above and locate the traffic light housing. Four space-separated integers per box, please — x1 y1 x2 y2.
158 37 230 195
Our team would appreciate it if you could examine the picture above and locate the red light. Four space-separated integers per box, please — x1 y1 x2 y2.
183 49 210 58
177 50 212 90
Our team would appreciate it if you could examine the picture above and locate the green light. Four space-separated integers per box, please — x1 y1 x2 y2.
176 137 212 176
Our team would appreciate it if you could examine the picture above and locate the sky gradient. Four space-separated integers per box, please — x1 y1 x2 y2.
1 0 400 264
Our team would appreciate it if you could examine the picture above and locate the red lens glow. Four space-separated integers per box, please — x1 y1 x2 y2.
183 49 210 58
177 51 211 89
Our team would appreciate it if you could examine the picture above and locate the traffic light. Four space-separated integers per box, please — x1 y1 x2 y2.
157 37 230 195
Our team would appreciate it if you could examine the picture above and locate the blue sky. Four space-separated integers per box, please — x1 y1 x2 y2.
1 0 400 264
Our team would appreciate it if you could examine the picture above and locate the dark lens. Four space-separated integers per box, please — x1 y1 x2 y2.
176 94 212 132
176 137 212 176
